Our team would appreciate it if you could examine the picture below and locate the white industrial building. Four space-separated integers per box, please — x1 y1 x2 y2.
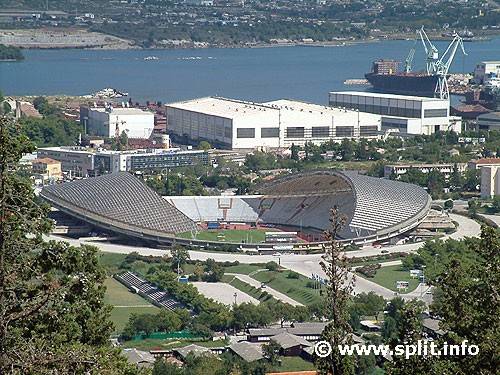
328 91 461 135
82 106 155 139
165 97 381 150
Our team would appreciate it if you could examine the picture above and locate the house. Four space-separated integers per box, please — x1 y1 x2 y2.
287 322 328 341
122 348 155 368
228 341 264 362
172 344 211 362
269 332 312 356
247 322 328 343
422 317 446 339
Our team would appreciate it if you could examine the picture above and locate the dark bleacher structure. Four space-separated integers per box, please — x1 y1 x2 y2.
41 170 431 249
41 172 197 240
115 271 184 310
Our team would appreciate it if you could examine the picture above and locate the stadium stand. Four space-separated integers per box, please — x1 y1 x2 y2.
41 170 431 247
115 271 184 310
41 172 197 235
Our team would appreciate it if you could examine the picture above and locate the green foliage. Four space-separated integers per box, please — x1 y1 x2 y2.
265 261 279 271
388 228 500 374
122 309 184 339
198 140 211 151
203 258 224 282
19 116 82 147
0 117 138 373
244 151 277 172
286 270 300 279
262 339 281 365
0 43 24 60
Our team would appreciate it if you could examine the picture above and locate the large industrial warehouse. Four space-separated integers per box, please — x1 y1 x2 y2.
165 97 381 150
328 91 461 135
41 171 431 250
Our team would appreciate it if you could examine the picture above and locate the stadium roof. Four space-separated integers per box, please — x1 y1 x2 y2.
41 172 197 235
41 170 430 246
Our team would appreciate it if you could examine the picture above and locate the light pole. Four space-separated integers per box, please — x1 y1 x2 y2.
233 292 237 305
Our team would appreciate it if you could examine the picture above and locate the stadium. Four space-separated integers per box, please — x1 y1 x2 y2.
40 170 431 252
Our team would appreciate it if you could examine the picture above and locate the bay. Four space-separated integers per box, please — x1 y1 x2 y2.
1 37 499 105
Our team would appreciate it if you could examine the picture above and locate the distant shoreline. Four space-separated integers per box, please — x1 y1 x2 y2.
3 30 498 51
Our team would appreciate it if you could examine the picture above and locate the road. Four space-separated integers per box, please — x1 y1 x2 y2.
45 213 481 301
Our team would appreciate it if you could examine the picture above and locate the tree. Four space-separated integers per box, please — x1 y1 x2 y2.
290 143 300 161
444 199 454 210
0 117 137 373
171 246 190 274
389 227 499 375
316 207 355 375
262 339 281 365
198 140 211 151
491 195 500 213
203 258 224 282
265 261 279 271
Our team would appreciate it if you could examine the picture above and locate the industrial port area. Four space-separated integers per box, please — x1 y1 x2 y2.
1 3 500 373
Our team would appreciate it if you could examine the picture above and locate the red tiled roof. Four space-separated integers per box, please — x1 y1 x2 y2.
473 158 500 165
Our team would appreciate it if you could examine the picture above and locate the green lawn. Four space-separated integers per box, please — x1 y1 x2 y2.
274 356 315 372
177 229 267 243
357 265 420 292
224 264 265 275
251 270 322 305
221 275 275 302
104 278 159 333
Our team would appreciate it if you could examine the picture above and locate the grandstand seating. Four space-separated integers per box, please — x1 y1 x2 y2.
40 170 431 245
115 271 184 311
41 172 197 235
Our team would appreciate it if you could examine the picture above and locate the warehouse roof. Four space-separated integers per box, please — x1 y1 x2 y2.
166 97 278 118
330 91 447 102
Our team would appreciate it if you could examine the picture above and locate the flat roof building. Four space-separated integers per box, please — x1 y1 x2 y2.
166 97 381 150
37 146 209 176
328 91 461 135
474 61 500 84
81 106 155 139
477 112 500 132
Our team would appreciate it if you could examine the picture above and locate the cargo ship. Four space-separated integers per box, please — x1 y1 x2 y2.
365 60 439 97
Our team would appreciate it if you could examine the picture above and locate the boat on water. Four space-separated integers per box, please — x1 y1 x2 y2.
365 27 466 98
365 60 439 97
144 56 159 61
93 88 129 98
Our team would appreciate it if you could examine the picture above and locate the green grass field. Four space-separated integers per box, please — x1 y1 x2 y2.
177 229 267 243
104 278 159 333
274 356 315 372
357 265 420 293
221 274 275 302
251 270 322 305
223 264 264 275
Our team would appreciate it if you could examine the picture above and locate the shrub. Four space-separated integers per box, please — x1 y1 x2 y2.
265 261 279 271
357 264 381 278
287 271 300 279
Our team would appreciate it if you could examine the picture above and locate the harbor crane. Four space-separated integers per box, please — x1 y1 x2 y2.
418 27 440 75
433 32 467 100
416 26 467 100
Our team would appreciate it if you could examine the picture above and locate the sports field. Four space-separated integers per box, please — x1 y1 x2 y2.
176 229 267 243
104 278 159 333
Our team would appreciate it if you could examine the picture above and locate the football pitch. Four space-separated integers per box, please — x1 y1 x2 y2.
176 229 268 243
